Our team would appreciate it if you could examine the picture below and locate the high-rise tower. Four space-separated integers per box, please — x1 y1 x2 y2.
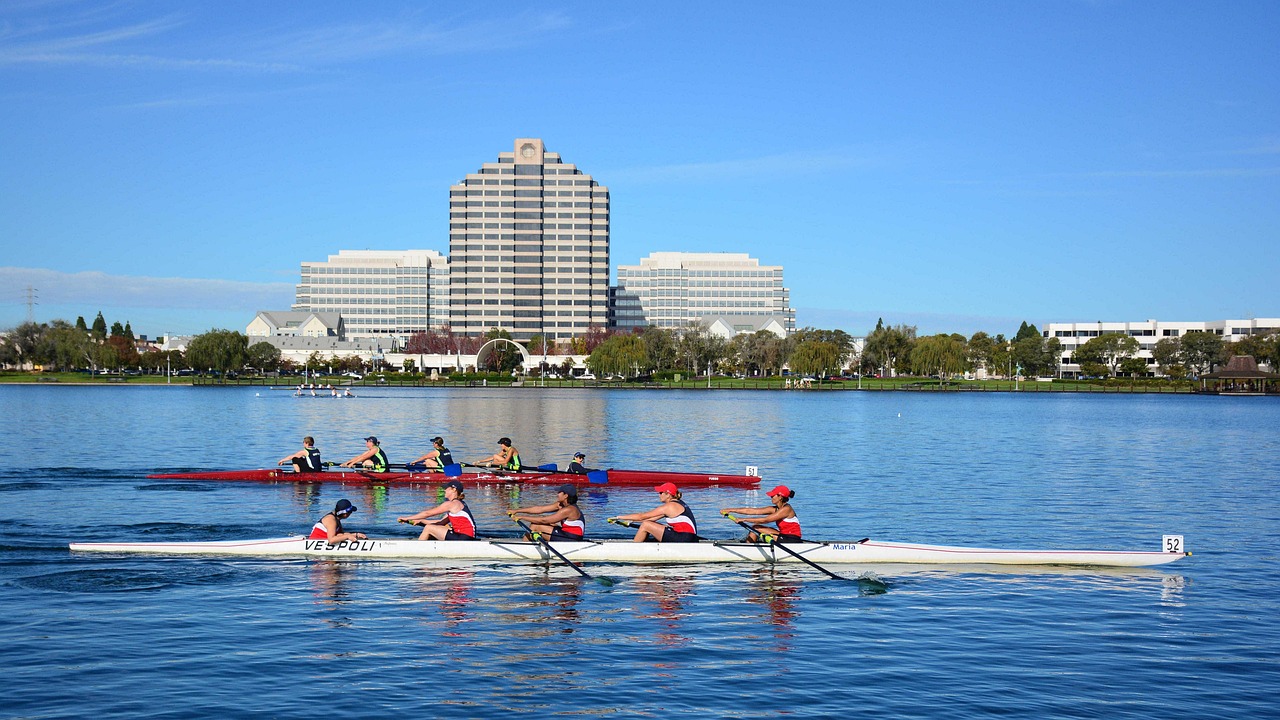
447 139 610 343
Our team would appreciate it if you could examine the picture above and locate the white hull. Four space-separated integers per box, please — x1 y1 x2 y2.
69 536 1189 568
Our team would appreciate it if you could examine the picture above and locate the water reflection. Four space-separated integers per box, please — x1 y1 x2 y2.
745 567 800 650
633 575 694 648
308 560 354 629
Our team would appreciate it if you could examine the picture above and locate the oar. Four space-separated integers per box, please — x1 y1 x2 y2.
605 517 716 543
511 517 615 587
724 513 854 582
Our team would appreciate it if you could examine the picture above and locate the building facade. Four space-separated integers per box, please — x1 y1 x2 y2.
292 250 449 344
447 138 610 343
1046 318 1280 376
611 252 796 334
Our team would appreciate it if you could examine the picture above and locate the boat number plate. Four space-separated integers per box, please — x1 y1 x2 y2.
745 466 759 477
1162 535 1184 553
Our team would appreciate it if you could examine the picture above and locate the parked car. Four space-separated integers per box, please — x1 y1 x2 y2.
578 372 596 380
343 372 363 380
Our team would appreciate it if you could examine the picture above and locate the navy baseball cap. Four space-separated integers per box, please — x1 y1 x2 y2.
441 480 464 492
335 499 357 515
363 436 379 444
556 484 578 500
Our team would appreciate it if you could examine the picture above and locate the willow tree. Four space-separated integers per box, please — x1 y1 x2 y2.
587 334 648 377
788 339 843 378
910 334 970 379
186 329 249 376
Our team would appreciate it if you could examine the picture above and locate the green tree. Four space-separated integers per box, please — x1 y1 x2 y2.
75 316 88 333
910 334 970 379
1014 321 1041 342
967 332 996 375
123 321 135 341
863 319 916 377
109 321 125 338
788 339 843 378
676 326 729 374
1119 357 1150 377
481 327 520 372
40 321 90 371
640 326 678 371
90 312 107 341
186 329 249 376
1152 337 1183 376
587 334 648 377
1180 331 1225 376
247 342 282 372
1073 333 1140 377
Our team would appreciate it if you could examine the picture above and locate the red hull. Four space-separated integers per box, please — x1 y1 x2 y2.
145 467 760 488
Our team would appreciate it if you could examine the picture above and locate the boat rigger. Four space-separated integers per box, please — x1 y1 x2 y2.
68 535 1190 568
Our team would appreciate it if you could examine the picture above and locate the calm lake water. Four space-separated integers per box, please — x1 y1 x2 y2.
3 386 1277 719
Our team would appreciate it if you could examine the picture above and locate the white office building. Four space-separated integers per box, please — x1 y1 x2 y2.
612 252 796 334
1046 318 1280 376
292 250 449 344
447 138 610 343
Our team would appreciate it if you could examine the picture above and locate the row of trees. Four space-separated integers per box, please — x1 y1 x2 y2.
6 315 1276 380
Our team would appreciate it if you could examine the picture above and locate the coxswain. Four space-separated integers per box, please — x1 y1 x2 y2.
309 499 366 543
608 482 699 543
278 435 323 473
721 485 802 542
508 484 586 541
340 436 389 472
409 436 454 472
566 452 590 475
397 480 478 540
476 437 521 472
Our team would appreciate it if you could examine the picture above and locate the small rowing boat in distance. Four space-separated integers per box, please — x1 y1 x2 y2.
68 535 1191 568
143 466 762 488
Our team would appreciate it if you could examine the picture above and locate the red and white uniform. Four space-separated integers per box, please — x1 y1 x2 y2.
309 515 342 540
558 515 586 538
447 501 477 537
777 513 801 537
660 500 697 535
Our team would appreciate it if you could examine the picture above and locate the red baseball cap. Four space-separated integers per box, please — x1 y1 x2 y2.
767 485 792 498
654 482 680 495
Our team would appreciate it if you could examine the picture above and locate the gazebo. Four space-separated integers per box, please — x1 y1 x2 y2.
1199 355 1280 395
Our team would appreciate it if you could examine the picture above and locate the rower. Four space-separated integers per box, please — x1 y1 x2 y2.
397 480 479 540
476 437 521 472
341 436 389 472
278 436 323 473
608 482 699 543
721 485 802 543
566 452 590 475
309 499 367 543
508 485 586 541
409 436 454 471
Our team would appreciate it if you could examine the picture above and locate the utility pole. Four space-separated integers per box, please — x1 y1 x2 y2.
24 286 37 323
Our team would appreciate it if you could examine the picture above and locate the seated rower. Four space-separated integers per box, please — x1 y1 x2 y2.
608 482 699 543
566 452 590 475
397 480 478 541
722 485 802 543
278 435 323 473
309 499 367 543
409 436 454 472
508 484 586 541
476 437 521 471
340 436 388 472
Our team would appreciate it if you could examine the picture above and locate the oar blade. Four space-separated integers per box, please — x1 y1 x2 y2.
443 463 463 477
587 470 609 484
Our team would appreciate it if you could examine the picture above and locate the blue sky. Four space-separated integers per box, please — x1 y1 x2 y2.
2 1 1277 338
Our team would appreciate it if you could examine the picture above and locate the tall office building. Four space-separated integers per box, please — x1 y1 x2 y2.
612 252 796 334
292 250 449 343
447 138 610 343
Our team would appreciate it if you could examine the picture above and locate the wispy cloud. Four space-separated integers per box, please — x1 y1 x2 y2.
256 10 573 65
0 267 294 312
608 149 884 184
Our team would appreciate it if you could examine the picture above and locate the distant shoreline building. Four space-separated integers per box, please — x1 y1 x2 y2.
1046 318 1280 376
291 250 449 344
611 252 795 335
447 138 609 343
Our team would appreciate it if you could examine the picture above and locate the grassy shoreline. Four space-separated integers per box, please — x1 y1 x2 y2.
0 371 1206 393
